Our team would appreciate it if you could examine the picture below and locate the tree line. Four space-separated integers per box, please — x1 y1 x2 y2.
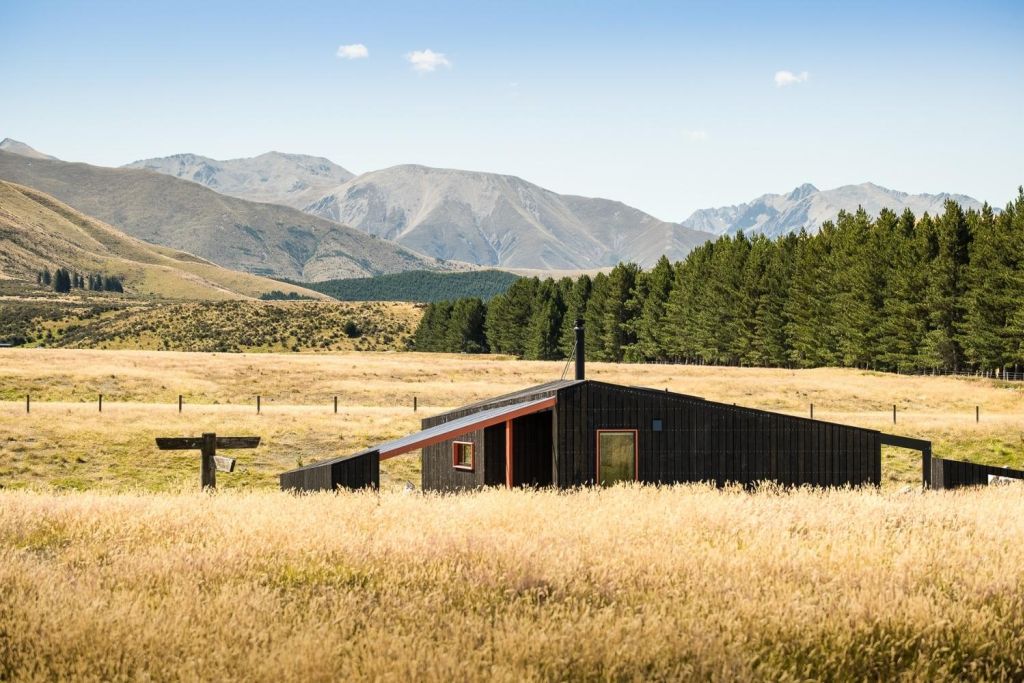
288 269 520 303
37 268 124 294
413 189 1024 374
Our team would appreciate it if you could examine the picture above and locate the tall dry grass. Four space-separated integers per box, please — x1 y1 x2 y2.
2 485 1023 681
2 349 1023 489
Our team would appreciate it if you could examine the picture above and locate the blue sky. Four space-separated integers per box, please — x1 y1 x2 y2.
2 0 1022 218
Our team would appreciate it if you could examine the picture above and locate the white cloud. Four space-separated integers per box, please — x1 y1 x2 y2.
683 129 709 141
774 70 809 87
337 44 369 60
406 49 452 73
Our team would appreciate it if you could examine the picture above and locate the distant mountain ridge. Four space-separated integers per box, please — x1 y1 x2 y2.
123 153 714 269
304 164 714 269
124 151 354 210
0 150 449 281
5 137 993 272
0 138 55 160
681 182 987 237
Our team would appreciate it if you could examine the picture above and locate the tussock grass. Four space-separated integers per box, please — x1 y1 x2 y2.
1 485 1023 681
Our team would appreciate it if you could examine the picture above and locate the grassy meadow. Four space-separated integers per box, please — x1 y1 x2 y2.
2 349 1024 679
1 348 1022 490
3 485 1024 680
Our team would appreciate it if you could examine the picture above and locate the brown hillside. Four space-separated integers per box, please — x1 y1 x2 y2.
0 180 325 300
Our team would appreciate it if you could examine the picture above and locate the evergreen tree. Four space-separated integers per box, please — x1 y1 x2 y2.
597 263 640 362
413 301 451 351
960 202 1017 372
784 227 838 367
559 275 591 357
920 201 972 370
583 272 611 361
484 278 537 355
53 268 71 293
525 281 565 360
42 268 52 286
446 298 489 353
625 255 674 362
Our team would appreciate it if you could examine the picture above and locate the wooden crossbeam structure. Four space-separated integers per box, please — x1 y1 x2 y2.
156 432 260 490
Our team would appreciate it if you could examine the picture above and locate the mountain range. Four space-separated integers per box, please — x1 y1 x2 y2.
0 180 325 300
302 164 713 269
123 146 991 265
0 147 447 281
1 138 994 279
125 151 354 210
680 182 987 238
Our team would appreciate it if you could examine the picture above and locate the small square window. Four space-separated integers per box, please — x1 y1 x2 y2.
652 419 663 432
453 441 474 471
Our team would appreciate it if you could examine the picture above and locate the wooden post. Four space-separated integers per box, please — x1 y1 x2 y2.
893 404 897 424
26 394 30 414
922 443 932 489
976 405 979 423
257 395 261 415
809 403 813 419
334 396 338 414
413 396 417 412
201 432 217 490
178 395 183 413
505 418 513 489
99 394 103 412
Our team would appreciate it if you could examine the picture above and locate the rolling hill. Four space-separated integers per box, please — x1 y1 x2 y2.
0 150 451 281
0 180 326 300
124 151 354 210
681 182 988 238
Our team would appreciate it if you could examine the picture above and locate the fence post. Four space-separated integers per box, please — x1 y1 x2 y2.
334 396 338 414
976 405 979 423
809 403 813 419
414 396 417 412
179 395 183 413
99 394 103 412
893 404 897 424
26 394 30 414
257 395 261 415
201 432 216 490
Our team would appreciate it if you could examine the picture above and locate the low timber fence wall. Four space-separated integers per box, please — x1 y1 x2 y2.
930 457 1024 490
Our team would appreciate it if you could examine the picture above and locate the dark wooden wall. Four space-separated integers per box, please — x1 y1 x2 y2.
554 382 880 488
931 457 1024 489
280 449 380 491
421 413 555 490
422 429 488 492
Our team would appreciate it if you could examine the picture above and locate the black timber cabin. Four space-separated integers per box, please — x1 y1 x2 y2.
281 322 926 492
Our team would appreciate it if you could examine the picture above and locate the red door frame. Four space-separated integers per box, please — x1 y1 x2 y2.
595 429 639 484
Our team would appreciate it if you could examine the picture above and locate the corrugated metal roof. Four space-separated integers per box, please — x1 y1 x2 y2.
281 395 557 474
429 379 581 421
380 396 555 457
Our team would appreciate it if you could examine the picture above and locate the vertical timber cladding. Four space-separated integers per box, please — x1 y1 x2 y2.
421 429 488 491
554 381 880 488
419 381 568 491
420 413 553 490
930 457 1024 489
279 449 380 491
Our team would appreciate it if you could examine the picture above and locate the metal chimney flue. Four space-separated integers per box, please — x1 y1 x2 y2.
574 319 585 380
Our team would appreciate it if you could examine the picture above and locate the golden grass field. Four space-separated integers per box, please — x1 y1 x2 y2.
2 349 1024 679
1 348 1022 489
3 485 1024 680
